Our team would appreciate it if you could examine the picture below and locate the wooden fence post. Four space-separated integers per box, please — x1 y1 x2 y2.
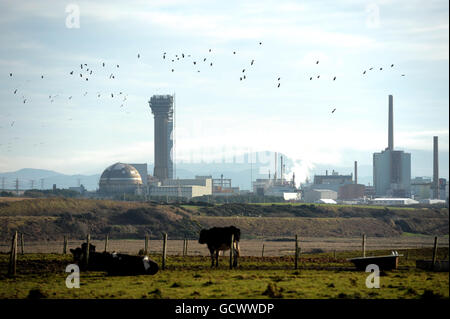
295 235 299 270
261 244 265 258
63 235 68 254
229 234 234 269
162 233 167 270
85 234 90 269
362 234 366 258
431 236 438 270
8 231 18 276
145 234 149 255
20 233 24 255
104 234 109 253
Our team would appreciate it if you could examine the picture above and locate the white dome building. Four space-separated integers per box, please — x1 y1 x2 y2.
99 162 143 195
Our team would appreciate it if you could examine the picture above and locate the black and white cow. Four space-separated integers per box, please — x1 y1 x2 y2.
198 226 240 268
70 243 158 275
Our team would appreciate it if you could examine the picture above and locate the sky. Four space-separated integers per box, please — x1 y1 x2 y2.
0 0 448 185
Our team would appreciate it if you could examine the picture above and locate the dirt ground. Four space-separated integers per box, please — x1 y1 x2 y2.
0 236 446 257
0 197 33 203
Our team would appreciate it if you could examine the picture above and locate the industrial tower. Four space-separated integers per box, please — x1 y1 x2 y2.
149 95 174 181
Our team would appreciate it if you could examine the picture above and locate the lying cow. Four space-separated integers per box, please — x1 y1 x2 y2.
198 226 240 268
70 243 158 275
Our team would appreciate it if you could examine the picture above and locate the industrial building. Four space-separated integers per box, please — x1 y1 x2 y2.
373 95 411 197
99 163 143 195
411 177 433 200
149 176 212 199
252 153 299 198
369 198 419 206
301 170 354 194
303 189 338 203
212 175 240 196
338 184 365 200
149 95 174 181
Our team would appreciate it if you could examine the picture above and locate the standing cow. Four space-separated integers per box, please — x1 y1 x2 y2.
198 226 240 268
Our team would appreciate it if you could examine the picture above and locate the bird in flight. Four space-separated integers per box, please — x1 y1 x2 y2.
363 70 366 75
277 83 280 88
171 69 174 72
137 54 140 58
209 49 212 52
13 89 17 94
310 77 313 80
203 58 206 62
233 51 236 54
277 77 281 81
10 121 14 127
380 67 383 70
9 73 12 77
210 62 213 66
251 60 254 65
333 76 336 81
401 74 405 76
316 61 319 64
41 75 44 79
391 64 394 67
102 62 105 67
70 71 73 75
317 75 320 78
332 108 336 113
369 67 373 70
259 42 262 45
243 69 246 73
193 61 196 65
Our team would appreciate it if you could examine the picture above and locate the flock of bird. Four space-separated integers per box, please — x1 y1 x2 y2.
3 40 407 145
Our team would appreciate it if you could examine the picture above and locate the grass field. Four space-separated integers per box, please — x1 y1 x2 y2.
0 248 448 299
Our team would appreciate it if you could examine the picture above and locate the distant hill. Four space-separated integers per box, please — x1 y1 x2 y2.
0 168 100 191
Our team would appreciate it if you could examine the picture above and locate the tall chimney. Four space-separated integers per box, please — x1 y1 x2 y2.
388 95 394 150
354 161 358 184
280 156 283 182
433 136 439 199
274 152 277 180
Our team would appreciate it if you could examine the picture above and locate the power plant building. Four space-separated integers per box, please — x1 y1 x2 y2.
149 176 212 199
99 163 143 195
149 95 174 181
373 95 411 197
303 189 338 203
